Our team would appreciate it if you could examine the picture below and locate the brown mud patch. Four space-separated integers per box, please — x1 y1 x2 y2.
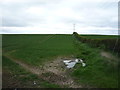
3 53 82 88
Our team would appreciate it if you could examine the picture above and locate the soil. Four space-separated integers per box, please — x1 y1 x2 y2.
101 51 118 62
3 53 82 88
101 51 119 66
2 69 46 88
2 69 22 88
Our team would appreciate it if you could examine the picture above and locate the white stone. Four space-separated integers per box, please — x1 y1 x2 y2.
75 59 79 62
33 81 36 85
82 63 86 67
80 59 83 63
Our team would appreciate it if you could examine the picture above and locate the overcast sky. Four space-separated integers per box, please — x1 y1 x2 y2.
0 0 119 35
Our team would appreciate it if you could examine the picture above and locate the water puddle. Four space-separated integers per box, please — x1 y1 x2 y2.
63 59 86 69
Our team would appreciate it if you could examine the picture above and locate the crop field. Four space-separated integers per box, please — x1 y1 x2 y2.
3 34 75 66
80 35 119 39
2 34 119 88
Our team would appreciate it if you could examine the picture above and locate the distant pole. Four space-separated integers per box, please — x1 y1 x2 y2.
73 24 75 32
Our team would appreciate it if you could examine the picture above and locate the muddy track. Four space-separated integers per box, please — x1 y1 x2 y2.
101 51 119 62
3 53 82 88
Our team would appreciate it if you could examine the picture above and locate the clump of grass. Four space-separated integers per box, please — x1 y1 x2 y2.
40 81 60 88
72 40 118 88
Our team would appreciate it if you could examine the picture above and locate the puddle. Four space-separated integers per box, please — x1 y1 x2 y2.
63 59 86 69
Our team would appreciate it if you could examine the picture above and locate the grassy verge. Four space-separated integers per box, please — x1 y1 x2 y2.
72 39 118 88
2 56 60 88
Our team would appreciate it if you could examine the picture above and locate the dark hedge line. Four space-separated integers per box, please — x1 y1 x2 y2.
73 32 120 54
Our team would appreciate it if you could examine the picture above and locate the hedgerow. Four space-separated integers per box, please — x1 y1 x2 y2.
73 32 120 55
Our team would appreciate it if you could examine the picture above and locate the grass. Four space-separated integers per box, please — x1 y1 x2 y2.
2 56 60 88
2 34 119 88
80 35 120 39
72 39 118 88
3 34 75 66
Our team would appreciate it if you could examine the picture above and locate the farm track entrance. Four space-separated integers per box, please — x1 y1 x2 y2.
3 52 82 88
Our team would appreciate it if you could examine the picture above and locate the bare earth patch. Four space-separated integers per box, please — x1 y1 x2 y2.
3 53 82 88
41 57 82 88
101 51 118 61
101 51 119 66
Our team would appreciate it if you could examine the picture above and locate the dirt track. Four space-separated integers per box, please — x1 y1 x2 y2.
101 51 118 65
3 50 118 88
3 53 82 88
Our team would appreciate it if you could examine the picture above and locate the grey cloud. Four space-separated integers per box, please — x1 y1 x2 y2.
1 0 118 34
2 29 20 33
2 2 46 27
2 17 28 27
61 18 84 24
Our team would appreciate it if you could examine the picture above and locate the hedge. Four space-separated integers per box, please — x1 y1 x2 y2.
73 32 120 54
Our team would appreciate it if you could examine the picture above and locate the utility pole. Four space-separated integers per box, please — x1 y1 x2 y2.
73 24 75 32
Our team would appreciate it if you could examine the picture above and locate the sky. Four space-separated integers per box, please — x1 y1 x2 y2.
0 0 119 35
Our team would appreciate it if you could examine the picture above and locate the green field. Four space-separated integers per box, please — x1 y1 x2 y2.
80 35 119 39
3 34 74 66
2 34 119 88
